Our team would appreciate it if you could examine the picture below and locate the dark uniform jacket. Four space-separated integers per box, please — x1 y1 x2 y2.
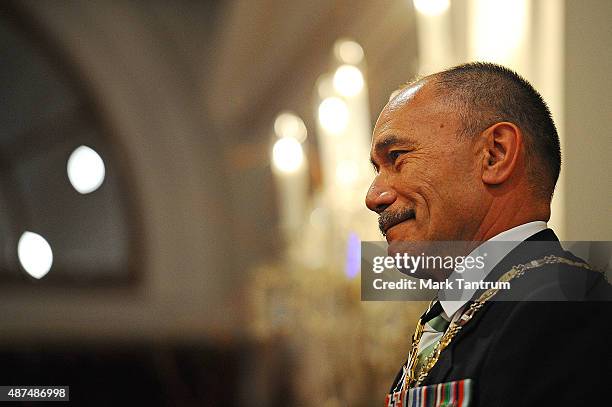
388 229 612 406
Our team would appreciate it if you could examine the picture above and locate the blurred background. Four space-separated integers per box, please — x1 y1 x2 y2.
0 0 610 405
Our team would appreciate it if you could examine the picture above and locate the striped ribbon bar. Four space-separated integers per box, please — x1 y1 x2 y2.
384 378 472 407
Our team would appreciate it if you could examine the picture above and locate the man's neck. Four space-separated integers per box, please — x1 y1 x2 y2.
438 220 548 317
471 198 550 242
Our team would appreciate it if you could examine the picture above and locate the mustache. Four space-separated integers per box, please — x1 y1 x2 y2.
378 208 416 236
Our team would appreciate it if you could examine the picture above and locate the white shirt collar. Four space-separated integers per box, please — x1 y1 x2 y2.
439 221 548 317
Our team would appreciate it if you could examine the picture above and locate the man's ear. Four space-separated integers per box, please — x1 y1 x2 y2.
481 122 523 185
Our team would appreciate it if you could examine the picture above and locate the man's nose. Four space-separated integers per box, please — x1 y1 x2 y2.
365 181 397 214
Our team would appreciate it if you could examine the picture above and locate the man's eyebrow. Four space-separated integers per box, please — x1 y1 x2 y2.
374 135 402 154
373 134 417 155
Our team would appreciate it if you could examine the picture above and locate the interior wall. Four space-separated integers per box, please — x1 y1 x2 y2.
563 0 612 240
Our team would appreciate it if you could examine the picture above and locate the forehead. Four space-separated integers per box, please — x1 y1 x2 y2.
373 81 446 139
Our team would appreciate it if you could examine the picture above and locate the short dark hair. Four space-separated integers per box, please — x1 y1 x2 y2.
430 62 561 200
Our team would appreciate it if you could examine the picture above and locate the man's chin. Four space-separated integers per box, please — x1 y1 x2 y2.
392 258 448 281
387 239 432 259
384 220 420 243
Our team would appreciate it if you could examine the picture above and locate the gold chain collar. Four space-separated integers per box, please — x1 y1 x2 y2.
401 255 593 390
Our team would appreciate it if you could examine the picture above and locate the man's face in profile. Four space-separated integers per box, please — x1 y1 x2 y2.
366 81 485 245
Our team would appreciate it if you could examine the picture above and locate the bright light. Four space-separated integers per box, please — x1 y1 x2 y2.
318 97 349 134
274 112 307 142
17 231 53 279
333 65 364 97
334 39 364 65
413 0 450 16
67 145 106 194
272 137 304 173
335 160 359 186
469 0 528 64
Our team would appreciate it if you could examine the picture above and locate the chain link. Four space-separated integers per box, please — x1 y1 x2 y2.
401 255 592 389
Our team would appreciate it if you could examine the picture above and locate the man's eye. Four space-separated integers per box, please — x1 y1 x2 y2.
389 150 409 162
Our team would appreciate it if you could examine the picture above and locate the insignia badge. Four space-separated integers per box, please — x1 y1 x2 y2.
384 378 472 407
